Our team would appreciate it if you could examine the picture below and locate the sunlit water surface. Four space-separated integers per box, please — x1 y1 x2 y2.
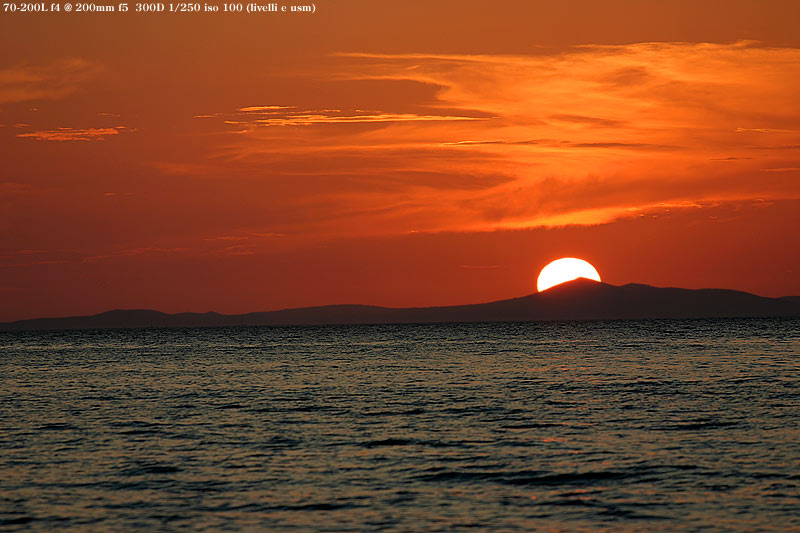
1 319 798 531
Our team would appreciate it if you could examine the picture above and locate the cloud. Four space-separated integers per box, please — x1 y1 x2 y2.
147 161 220 175
0 58 99 104
749 145 800 150
204 231 286 241
204 235 250 241
253 112 483 126
329 43 800 229
440 139 546 146
440 139 682 150
238 105 295 112
158 42 800 237
569 142 682 150
214 245 256 256
82 247 189 263
550 114 627 127
0 259 70 269
17 126 129 142
736 127 795 133
196 106 485 128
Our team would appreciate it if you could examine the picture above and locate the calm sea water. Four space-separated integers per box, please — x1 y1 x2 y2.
1 319 798 531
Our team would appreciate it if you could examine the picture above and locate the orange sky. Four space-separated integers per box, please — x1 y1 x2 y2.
1 0 799 321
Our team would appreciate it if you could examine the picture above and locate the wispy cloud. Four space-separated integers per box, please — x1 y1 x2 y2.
736 127 795 133
254 112 482 126
196 105 484 129
0 58 100 104
82 247 189 263
203 231 286 241
159 42 800 237
550 114 627 127
238 105 295 112
440 138 682 150
212 245 256 256
17 125 130 142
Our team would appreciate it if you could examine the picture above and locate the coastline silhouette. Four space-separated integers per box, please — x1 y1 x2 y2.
3 278 799 331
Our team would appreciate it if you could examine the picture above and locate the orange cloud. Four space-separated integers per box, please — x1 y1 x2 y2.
172 42 795 238
197 106 485 128
17 126 128 141
253 112 482 126
238 105 295 112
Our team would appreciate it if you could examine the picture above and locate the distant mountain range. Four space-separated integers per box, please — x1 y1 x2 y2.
2 279 799 331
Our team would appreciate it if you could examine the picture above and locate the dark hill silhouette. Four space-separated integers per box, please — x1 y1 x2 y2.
1 279 799 331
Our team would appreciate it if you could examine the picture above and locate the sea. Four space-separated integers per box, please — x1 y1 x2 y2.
1 318 798 531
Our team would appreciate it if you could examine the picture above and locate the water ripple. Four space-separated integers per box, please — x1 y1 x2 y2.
1 318 798 531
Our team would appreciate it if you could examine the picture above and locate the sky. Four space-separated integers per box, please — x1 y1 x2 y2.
1 0 799 321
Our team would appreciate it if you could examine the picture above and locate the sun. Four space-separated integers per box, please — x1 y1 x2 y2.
537 257 601 292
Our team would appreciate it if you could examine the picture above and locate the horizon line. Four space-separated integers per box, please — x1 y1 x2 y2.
3 279 799 326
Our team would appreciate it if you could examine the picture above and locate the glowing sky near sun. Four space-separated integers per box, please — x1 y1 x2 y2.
1 1 799 320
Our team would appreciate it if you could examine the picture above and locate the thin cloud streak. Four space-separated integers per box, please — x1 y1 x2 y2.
439 139 683 150
253 113 483 126
17 126 130 142
238 105 295 112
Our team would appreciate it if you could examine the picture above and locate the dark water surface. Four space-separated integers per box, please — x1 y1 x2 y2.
1 319 799 531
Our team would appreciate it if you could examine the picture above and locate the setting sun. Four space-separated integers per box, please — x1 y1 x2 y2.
537 258 601 292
